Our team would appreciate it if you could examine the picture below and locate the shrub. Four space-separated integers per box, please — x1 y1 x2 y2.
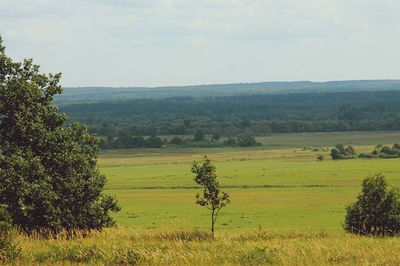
345 174 400 236
0 208 20 262
380 146 397 155
237 134 259 147
330 144 356 160
316 155 324 161
358 153 377 159
393 143 400 150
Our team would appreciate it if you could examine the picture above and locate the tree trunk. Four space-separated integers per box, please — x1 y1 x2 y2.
211 209 215 239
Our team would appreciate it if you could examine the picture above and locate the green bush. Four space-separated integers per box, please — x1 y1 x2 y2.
358 153 377 159
330 144 356 160
237 134 259 147
345 174 400 236
0 208 20 262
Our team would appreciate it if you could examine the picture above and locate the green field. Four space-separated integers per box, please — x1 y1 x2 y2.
12 131 400 265
99 131 400 232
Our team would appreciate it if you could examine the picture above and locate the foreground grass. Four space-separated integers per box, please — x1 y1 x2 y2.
14 228 400 265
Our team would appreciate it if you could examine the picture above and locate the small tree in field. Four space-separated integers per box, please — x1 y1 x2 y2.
345 173 400 236
191 156 230 239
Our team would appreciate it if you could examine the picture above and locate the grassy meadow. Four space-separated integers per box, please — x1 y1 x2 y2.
100 131 400 232
13 131 400 265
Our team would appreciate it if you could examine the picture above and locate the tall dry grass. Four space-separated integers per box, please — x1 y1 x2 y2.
9 227 400 265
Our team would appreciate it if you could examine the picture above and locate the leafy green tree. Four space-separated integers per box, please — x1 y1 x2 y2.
194 129 205 141
237 133 258 147
0 37 120 234
191 156 230 239
345 174 400 236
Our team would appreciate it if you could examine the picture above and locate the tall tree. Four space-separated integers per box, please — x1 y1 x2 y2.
191 156 230 239
0 37 120 234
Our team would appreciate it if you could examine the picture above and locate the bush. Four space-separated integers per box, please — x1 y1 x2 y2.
316 155 324 161
237 134 259 147
345 174 400 236
393 143 400 150
330 144 356 160
380 146 398 155
0 208 20 262
358 153 377 159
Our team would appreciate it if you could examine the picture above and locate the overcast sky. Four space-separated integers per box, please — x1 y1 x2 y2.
1 0 400 87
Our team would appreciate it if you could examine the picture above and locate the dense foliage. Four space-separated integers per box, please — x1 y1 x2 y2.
0 37 120 234
345 174 400 236
59 90 400 149
330 144 357 159
360 143 400 159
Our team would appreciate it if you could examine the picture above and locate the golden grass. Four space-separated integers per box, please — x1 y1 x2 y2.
13 228 400 265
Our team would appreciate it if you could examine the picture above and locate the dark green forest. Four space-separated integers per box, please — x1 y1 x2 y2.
58 89 400 149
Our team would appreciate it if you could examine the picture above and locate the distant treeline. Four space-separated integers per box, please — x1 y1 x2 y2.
59 90 400 148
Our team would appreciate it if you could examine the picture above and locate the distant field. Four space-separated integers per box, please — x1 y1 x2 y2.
99 131 400 231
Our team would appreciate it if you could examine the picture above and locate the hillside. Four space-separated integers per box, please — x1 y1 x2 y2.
56 80 400 104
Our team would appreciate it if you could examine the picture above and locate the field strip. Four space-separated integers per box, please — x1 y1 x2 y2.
105 184 354 190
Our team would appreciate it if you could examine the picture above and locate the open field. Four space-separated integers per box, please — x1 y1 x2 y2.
99 131 400 231
9 131 400 265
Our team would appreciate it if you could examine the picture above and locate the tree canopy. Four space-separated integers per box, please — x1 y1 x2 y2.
0 37 120 234
345 174 400 236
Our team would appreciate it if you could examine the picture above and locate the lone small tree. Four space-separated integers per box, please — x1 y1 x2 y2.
345 173 400 236
191 156 230 239
0 37 120 235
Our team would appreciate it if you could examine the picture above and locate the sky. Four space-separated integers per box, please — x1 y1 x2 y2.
1 0 400 87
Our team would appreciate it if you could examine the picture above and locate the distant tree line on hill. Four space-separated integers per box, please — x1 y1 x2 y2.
58 91 400 149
